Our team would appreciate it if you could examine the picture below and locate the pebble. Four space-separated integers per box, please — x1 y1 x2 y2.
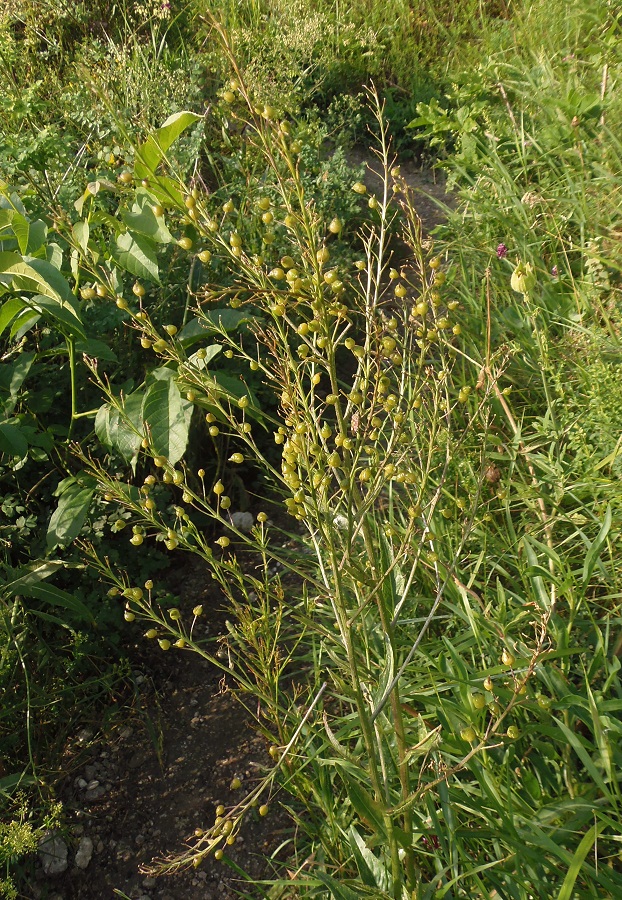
38 831 68 876
74 836 94 870
87 780 100 791
142 876 157 888
231 511 254 532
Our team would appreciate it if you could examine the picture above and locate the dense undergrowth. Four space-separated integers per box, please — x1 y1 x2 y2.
1 0 621 897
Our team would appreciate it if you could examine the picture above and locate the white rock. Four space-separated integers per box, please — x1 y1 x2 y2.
74 836 93 870
38 831 68 876
231 511 254 532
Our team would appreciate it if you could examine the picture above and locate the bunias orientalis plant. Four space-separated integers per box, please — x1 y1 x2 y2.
74 35 609 900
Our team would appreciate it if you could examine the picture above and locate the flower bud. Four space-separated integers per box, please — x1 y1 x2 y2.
510 261 536 296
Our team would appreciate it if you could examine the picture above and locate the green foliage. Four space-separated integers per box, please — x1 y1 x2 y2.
1 0 622 897
76 52 622 895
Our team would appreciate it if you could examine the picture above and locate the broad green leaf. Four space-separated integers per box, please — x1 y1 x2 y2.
3 351 35 413
115 231 160 283
75 338 118 362
73 220 90 254
0 422 28 457
29 294 85 339
142 367 192 466
121 191 173 243
187 346 222 368
46 243 63 270
47 480 95 549
11 211 30 254
95 391 144 464
134 111 202 179
27 219 47 254
10 309 40 340
0 298 26 335
11 255 73 302
582 504 612 585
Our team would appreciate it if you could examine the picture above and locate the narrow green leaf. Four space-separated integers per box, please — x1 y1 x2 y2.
552 716 611 799
314 873 367 900
20 582 95 624
557 824 602 900
349 826 390 891
341 771 387 838
582 504 612 585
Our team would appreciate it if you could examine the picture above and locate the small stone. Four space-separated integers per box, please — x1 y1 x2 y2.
76 728 93 744
86 780 100 791
231 511 254 532
95 840 105 854
74 836 93 870
38 831 68 876
119 726 133 740
142 876 157 888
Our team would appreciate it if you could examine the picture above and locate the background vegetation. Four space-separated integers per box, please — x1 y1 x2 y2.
1 0 621 897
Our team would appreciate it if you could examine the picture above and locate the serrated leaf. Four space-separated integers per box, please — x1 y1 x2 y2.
115 231 160 283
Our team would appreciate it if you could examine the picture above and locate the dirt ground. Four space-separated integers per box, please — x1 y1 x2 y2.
25 166 450 900
28 557 289 900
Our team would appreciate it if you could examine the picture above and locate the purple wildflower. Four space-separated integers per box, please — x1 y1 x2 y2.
496 243 508 259
551 265 559 278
